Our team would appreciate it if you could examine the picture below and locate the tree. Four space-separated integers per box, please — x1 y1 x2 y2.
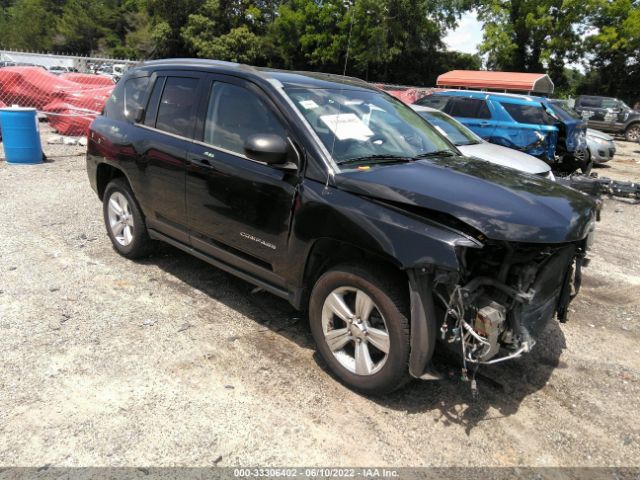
181 0 278 63
55 0 113 53
147 0 205 56
266 0 473 84
1 0 58 50
579 0 640 104
475 0 588 90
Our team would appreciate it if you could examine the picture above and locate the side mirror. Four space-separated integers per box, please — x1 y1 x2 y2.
244 134 290 165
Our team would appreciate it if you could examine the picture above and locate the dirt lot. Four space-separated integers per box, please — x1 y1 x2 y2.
1 128 639 468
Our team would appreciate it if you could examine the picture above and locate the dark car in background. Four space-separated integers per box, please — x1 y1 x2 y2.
574 95 640 142
86 59 596 394
415 90 589 173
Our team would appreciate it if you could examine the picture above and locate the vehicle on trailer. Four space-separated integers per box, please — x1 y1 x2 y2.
414 90 589 174
411 105 555 181
87 60 597 394
574 95 640 142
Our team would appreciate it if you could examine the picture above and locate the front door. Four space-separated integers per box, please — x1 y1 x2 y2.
186 75 300 283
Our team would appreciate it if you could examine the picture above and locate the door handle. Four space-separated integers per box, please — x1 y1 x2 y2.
188 154 214 168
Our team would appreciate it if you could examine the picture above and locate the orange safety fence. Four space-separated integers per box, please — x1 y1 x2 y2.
0 66 115 136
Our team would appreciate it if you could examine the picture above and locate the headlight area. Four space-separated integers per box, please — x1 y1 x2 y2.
428 241 588 395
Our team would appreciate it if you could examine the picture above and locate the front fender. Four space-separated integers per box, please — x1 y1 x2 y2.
283 179 479 293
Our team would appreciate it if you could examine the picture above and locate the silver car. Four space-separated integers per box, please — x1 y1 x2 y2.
412 105 555 181
585 128 616 163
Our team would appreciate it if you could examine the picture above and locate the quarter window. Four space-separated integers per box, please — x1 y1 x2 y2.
203 82 287 156
103 76 149 121
155 77 199 138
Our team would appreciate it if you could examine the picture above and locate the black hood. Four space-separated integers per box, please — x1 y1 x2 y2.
335 156 596 244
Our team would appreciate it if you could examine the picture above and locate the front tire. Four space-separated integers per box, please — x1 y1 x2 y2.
624 123 640 142
309 264 411 394
579 148 592 174
103 178 152 259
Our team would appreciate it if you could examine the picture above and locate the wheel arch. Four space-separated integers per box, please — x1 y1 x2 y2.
96 162 129 201
300 238 408 310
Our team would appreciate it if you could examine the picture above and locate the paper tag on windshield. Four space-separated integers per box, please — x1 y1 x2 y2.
320 113 374 141
299 100 319 110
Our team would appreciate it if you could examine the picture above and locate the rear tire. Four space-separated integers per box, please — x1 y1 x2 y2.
309 264 411 395
103 178 152 259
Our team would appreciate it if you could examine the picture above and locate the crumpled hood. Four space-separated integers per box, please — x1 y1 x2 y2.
335 156 596 244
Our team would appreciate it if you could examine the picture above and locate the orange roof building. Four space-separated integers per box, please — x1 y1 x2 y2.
436 70 555 95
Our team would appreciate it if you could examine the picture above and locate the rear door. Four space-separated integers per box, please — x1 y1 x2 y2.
445 96 496 140
576 96 610 130
497 100 558 160
136 71 205 243
185 74 301 285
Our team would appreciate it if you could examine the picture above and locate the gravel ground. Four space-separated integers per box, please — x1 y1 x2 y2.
0 126 639 467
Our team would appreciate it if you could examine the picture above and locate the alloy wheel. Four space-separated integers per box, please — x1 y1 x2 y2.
321 287 390 376
107 191 135 246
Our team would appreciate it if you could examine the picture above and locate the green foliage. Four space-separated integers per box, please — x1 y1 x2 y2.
578 0 640 104
1 0 58 50
0 0 637 104
475 0 589 90
180 0 277 62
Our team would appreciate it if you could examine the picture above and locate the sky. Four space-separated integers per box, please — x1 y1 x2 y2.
443 11 484 55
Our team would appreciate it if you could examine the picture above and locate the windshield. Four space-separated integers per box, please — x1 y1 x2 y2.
417 110 482 146
285 87 455 165
548 100 581 120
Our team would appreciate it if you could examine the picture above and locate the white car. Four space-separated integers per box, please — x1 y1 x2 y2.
412 105 555 181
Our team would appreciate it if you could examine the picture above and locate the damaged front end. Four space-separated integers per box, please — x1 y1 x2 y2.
410 235 592 386
440 241 589 364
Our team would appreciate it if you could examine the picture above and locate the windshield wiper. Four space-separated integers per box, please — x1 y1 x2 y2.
338 155 415 166
415 150 456 158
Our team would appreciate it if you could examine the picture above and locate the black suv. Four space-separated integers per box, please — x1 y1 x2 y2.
574 95 640 142
87 59 596 394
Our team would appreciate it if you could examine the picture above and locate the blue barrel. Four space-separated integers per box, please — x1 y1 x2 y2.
0 107 43 164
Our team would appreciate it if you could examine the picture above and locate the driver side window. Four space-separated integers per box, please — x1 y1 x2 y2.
204 82 287 157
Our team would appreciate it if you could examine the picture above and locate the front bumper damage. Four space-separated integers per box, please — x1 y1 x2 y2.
407 239 591 386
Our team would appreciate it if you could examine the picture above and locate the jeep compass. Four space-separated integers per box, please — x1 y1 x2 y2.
87 59 597 394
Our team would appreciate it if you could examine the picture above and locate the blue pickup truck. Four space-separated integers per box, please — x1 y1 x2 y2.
414 90 588 173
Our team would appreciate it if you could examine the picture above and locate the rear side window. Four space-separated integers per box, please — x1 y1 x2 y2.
203 82 287 156
502 103 555 125
155 77 199 138
103 76 149 121
414 95 450 110
447 98 491 119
